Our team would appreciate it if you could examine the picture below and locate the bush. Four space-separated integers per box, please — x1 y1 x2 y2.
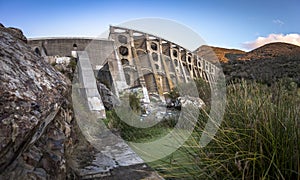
67 57 77 72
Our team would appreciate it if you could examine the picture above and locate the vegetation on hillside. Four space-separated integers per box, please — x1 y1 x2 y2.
196 45 246 63
220 43 300 86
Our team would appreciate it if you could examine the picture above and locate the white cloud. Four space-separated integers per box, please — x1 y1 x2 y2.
272 19 284 26
243 33 300 50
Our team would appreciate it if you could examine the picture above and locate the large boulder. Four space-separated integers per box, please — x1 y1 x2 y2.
0 25 71 179
97 82 120 110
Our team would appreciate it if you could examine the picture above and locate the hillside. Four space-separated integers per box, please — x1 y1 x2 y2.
237 42 300 61
221 42 300 85
195 45 246 63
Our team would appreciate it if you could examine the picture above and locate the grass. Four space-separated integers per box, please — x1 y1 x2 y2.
149 79 300 179
104 79 299 179
104 110 176 143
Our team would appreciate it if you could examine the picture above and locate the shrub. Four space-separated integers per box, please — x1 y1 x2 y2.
67 57 77 72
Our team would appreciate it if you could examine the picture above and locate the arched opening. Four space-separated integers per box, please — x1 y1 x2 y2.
119 46 129 56
197 61 202 67
152 52 159 62
174 59 178 67
172 50 178 57
125 73 131 85
118 35 128 44
155 64 160 70
121 59 129 65
188 56 192 63
73 43 77 51
34 48 41 56
150 42 158 51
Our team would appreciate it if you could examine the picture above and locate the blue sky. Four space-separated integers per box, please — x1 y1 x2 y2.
0 0 299 51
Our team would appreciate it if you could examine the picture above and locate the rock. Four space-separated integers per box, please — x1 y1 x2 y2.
0 24 27 43
0 25 71 179
7 27 27 43
97 82 120 110
180 96 205 108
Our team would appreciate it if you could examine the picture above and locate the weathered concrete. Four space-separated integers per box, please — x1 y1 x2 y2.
29 37 128 96
28 26 220 101
85 39 128 96
72 89 162 179
28 37 97 57
77 51 106 118
109 26 218 99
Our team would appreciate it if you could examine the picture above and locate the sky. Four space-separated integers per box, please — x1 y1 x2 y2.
0 0 299 51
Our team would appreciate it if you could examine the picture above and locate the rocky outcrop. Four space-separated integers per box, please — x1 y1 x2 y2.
97 82 120 110
0 23 27 43
0 24 71 179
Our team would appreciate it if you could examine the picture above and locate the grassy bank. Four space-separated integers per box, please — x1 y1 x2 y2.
150 79 299 179
105 79 299 179
105 110 175 143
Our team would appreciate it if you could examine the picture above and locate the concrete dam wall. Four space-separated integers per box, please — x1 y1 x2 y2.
28 26 220 109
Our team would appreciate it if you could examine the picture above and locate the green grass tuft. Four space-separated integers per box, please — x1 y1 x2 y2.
149 79 299 179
